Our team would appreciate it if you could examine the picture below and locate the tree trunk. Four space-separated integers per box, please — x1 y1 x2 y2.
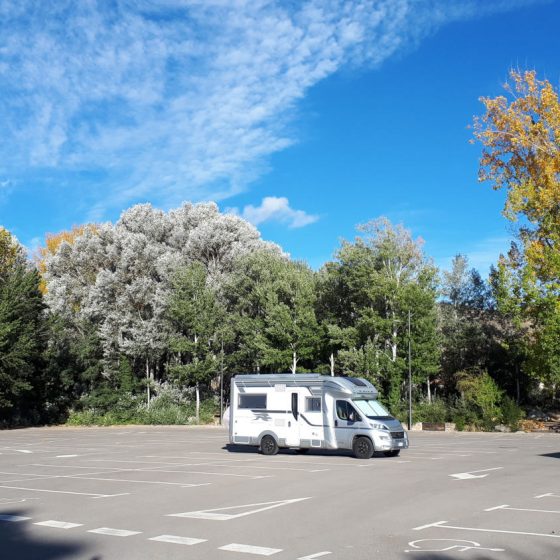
291 350 297 374
330 353 335 376
196 382 200 422
426 376 432 404
146 359 151 408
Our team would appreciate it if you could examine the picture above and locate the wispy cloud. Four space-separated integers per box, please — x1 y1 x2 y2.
438 236 513 277
0 1 539 215
235 196 319 229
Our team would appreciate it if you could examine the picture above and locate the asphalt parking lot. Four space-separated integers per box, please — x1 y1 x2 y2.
0 426 559 560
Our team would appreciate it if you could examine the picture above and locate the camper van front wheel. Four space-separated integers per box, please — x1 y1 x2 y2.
352 436 374 459
260 435 279 456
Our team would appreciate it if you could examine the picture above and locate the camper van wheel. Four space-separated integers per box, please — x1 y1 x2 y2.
383 450 400 457
352 436 374 459
260 435 279 456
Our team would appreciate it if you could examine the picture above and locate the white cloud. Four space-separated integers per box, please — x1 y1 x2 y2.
0 1 539 215
238 196 319 229
438 236 513 277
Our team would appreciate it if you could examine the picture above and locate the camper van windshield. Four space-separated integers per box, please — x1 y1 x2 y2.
353 399 390 418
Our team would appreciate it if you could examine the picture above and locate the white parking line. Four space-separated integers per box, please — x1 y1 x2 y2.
149 535 207 545
219 543 282 556
485 504 560 514
88 527 141 537
413 520 560 539
0 514 31 522
297 552 332 559
34 520 83 529
0 484 129 498
68 475 211 488
535 493 560 499
170 497 311 521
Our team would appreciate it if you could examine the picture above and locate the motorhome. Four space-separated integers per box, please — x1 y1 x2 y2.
227 373 408 459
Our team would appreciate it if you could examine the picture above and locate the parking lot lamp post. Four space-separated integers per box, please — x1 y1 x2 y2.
408 310 412 430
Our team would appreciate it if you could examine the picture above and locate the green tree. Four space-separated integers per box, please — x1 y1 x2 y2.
320 218 440 407
166 263 225 420
0 229 46 424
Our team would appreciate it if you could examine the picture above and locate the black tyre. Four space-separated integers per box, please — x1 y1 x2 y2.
297 448 310 454
383 450 400 457
352 436 374 459
260 435 279 456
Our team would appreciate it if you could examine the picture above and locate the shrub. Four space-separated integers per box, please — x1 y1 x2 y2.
500 396 525 431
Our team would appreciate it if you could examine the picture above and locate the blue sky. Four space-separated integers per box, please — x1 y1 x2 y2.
1 0 559 275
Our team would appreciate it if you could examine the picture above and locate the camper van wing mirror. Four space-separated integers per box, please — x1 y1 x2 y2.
291 393 299 420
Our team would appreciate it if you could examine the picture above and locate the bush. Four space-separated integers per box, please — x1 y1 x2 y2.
412 398 448 423
65 397 219 426
500 396 525 431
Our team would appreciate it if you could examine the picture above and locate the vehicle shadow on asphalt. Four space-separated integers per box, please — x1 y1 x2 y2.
540 451 560 459
0 508 95 560
223 444 397 459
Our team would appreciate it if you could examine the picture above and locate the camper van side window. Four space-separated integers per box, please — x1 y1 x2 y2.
306 397 321 412
238 394 267 409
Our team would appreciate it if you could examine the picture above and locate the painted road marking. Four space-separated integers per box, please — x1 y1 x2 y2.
413 520 560 539
88 527 141 537
149 535 207 545
485 504 560 514
0 514 31 522
169 497 311 521
34 520 83 529
297 552 332 559
56 455 79 458
450 467 503 480
219 543 282 556
535 493 560 499
0 484 129 498
16 449 33 454
406 539 504 553
68 475 211 488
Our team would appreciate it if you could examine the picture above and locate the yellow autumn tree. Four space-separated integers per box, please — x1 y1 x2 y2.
36 225 97 293
473 70 560 285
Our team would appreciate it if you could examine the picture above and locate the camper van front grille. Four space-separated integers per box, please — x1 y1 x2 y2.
391 431 404 439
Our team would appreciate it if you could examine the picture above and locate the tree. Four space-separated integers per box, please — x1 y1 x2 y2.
473 70 560 285
320 218 440 406
43 202 279 408
224 251 320 374
440 255 495 388
0 229 46 424
166 263 225 420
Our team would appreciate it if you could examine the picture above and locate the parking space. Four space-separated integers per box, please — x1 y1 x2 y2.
0 427 559 559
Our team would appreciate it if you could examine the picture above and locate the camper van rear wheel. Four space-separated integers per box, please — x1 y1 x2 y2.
352 436 374 459
260 435 279 456
383 450 400 457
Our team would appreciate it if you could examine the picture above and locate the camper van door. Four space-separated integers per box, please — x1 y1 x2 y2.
285 391 301 446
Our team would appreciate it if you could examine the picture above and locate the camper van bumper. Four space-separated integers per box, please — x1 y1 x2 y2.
371 430 408 451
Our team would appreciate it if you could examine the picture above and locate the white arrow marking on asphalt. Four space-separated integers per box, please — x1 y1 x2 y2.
169 497 311 521
450 467 503 480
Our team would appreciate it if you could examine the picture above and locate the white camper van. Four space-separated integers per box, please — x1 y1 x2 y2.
228 374 408 459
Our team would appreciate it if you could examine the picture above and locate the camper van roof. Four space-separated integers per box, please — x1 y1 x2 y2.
232 374 379 398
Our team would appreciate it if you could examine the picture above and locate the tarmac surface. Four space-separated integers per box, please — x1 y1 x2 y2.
0 426 559 560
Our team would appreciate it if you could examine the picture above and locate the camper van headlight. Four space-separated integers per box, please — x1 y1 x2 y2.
370 422 389 431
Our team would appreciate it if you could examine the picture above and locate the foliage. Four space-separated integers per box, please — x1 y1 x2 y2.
473 70 560 285
0 229 47 424
320 218 439 407
456 370 504 429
